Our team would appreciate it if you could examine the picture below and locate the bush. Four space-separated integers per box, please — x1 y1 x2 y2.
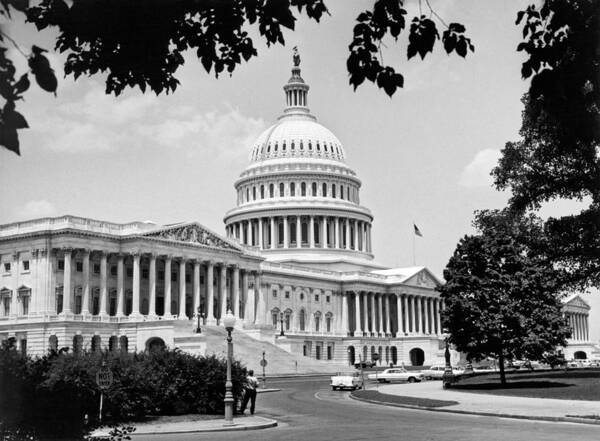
0 346 247 439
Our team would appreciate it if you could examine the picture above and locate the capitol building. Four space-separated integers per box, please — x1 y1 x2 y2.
0 58 594 371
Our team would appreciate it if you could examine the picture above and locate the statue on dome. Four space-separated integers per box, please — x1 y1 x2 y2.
292 46 301 67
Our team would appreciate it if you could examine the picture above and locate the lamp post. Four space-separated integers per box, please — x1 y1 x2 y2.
222 310 236 426
442 331 454 389
196 306 202 333
279 311 285 336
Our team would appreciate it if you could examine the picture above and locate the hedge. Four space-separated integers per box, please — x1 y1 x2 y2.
0 345 247 439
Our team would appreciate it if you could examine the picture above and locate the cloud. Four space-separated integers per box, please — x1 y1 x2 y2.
27 83 266 157
459 149 501 188
17 200 57 219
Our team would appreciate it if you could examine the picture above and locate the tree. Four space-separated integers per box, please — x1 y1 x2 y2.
1 0 474 155
438 209 571 385
493 0 600 290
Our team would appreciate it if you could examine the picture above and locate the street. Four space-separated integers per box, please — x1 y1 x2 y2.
140 377 600 441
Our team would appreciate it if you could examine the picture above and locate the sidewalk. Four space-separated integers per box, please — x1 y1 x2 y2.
91 415 277 437
351 381 600 425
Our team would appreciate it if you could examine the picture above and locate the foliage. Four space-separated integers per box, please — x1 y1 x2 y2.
438 209 571 385
0 346 247 439
493 0 600 289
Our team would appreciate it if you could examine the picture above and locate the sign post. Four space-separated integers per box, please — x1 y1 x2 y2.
260 351 268 388
95 364 113 423
372 353 380 389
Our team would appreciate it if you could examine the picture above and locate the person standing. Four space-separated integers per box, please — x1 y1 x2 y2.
240 369 259 415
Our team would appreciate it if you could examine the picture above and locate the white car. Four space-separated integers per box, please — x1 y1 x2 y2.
420 365 464 380
330 371 364 391
367 368 424 383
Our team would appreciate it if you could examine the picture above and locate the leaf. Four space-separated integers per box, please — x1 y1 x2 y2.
13 73 29 94
3 108 28 129
28 51 57 94
0 123 20 155
516 10 525 25
456 39 467 57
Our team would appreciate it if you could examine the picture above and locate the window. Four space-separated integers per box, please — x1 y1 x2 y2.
272 289 278 298
260 185 265 199
110 265 117 276
93 264 101 274
171 272 177 282
326 296 330 303
269 183 274 198
19 290 30 315
315 315 320 332
253 186 256 200
322 183 327 197
347 187 350 200
142 269 149 279
300 292 304 301
200 276 204 284
312 182 317 196
246 188 250 202
315 294 319 302
185 274 191 283
3 262 10 272
290 182 295 196
126 267 133 278
332 184 336 198
76 261 83 272
301 182 306 196
327 345 333 360
299 310 305 330
2 296 10 316
340 185 344 199
272 311 278 326
285 291 290 299
58 259 64 270
158 270 165 281
326 313 332 332
279 183 284 197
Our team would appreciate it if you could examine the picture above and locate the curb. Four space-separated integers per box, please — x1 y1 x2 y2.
349 393 600 426
257 388 281 393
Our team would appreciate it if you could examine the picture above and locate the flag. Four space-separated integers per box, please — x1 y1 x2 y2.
413 224 423 237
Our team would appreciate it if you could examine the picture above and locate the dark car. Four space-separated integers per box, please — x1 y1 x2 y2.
354 361 376 369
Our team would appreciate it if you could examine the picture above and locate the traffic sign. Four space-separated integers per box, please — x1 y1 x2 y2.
96 367 113 390
260 359 268 367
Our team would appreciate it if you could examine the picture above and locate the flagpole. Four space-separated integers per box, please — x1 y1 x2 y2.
412 221 416 265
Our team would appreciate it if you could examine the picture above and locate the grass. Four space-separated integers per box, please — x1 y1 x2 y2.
352 389 458 408
452 368 600 401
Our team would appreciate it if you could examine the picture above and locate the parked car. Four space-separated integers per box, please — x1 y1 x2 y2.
354 361 376 369
420 365 464 380
330 371 364 391
367 368 424 383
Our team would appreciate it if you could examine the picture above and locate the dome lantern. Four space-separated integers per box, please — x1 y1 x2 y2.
282 47 312 119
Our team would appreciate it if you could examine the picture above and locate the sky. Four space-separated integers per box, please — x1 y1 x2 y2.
0 1 597 340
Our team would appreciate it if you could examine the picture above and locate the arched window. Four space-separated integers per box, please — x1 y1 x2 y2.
325 312 333 332
48 335 58 352
271 308 280 326
279 183 284 197
260 185 265 199
119 335 129 353
285 309 292 330
278 221 284 246
299 309 306 331
332 184 336 198
109 336 118 352
253 186 256 200
301 182 306 196
91 335 101 352
290 182 295 196
282 142 286 151
312 182 317 196
300 141 304 150
72 334 83 354
92 288 100 315
290 221 297 245
269 183 274 198
308 141 312 150
347 187 350 200
291 141 295 150
316 142 320 151
301 221 308 244
314 311 322 332
74 286 82 314
340 185 344 200
246 188 250 202
322 183 327 197
314 222 320 244
274 142 278 152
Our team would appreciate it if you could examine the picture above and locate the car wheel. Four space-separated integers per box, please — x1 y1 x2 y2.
408 377 416 383
425 376 432 380
332 386 337 391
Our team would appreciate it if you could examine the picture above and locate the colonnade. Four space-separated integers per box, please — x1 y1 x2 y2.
339 291 443 337
566 312 589 341
52 248 263 324
226 215 372 253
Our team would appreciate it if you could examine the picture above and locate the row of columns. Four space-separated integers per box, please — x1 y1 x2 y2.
341 291 443 337
566 312 589 341
56 248 264 324
226 216 372 253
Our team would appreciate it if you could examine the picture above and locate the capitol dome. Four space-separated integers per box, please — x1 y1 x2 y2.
224 52 375 266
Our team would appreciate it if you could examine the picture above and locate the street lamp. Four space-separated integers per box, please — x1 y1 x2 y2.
196 306 202 333
279 311 285 336
222 310 236 426
442 330 454 389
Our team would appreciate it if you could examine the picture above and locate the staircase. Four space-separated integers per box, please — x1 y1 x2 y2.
175 323 346 375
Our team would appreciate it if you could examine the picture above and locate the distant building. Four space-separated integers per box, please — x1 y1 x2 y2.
562 294 596 360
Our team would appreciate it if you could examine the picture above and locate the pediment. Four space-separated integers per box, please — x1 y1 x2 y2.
143 223 241 251
564 295 590 310
404 269 439 289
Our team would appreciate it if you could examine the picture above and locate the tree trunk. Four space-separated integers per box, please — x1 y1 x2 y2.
498 352 506 386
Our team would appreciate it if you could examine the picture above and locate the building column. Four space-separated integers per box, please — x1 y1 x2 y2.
116 253 125 317
385 295 391 336
129 252 141 318
59 249 73 315
296 216 301 248
81 249 90 315
99 252 108 317
249 220 254 246
369 292 375 335
192 259 200 318
163 256 172 318
345 218 351 250
425 298 431 334
254 272 265 324
432 298 438 334
322 217 328 248
353 220 359 250
232 265 240 319
309 216 315 247
410 296 417 333
334 217 340 249
377 294 383 335
148 254 157 318
205 261 215 323
258 218 263 249
362 292 369 335
353 292 361 336
270 217 275 249
219 263 227 320
283 216 289 248
396 294 403 336
243 270 253 323
178 259 187 319
341 291 348 335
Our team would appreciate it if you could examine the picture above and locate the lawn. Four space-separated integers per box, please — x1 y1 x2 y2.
452 368 600 401
352 390 458 408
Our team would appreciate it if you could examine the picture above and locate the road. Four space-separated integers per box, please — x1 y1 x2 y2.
140 376 600 441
